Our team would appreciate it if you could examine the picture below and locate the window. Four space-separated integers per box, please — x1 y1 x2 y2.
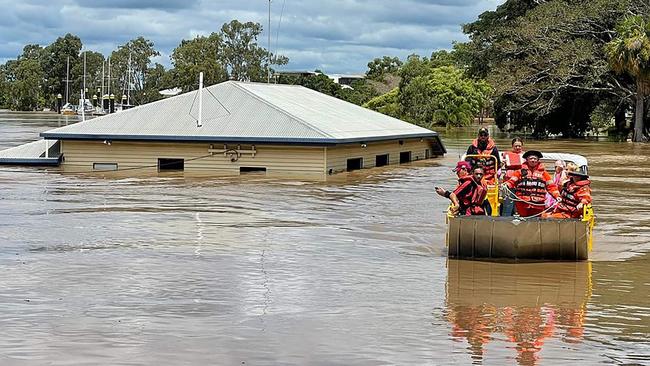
347 158 363 171
400 151 412 164
375 154 389 167
425 149 430 159
158 158 184 171
240 167 267 174
93 163 118 171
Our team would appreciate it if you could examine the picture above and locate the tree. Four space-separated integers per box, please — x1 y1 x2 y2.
42 34 82 104
141 63 172 104
399 66 492 127
363 87 400 118
366 56 402 80
8 58 44 110
220 20 287 82
606 15 650 142
110 37 160 104
170 33 227 91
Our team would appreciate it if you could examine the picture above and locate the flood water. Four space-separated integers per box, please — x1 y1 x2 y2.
0 112 648 365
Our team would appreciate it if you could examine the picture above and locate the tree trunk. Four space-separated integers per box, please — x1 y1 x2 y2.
614 103 627 133
634 81 645 142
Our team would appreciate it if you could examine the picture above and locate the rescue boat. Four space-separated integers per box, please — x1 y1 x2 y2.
446 153 595 261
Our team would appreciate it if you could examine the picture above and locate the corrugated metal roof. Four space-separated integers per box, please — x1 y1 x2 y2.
41 81 438 144
0 139 61 165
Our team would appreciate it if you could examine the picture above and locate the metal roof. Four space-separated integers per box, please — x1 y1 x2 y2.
40 81 439 145
0 140 62 165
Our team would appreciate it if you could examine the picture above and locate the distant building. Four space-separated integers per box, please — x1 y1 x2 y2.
328 74 366 86
37 81 445 179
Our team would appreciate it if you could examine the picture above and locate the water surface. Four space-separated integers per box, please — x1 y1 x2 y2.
0 112 648 365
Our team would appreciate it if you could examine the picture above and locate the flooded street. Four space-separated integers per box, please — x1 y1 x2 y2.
0 112 648 365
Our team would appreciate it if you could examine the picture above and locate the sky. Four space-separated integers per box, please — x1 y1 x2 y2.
0 0 503 74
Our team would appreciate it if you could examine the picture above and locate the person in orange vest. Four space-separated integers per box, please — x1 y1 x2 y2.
505 150 560 217
435 161 470 198
451 167 488 216
500 137 524 216
543 171 592 219
466 127 500 185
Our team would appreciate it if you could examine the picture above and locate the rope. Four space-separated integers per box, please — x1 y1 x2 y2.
503 185 549 206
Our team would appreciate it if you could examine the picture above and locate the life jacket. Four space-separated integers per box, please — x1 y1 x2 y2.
502 152 523 180
514 163 551 203
556 179 591 216
469 138 497 181
458 176 488 215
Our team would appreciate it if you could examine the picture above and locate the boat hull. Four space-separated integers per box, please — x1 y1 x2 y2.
446 216 590 261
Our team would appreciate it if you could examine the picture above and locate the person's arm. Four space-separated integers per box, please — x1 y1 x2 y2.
435 186 451 198
576 186 592 209
492 146 501 166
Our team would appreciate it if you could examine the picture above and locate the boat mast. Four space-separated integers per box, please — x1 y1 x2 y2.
107 57 111 97
127 52 131 105
65 56 70 104
101 60 105 98
82 51 86 121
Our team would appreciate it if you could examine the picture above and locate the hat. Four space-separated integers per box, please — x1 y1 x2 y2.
568 170 589 179
453 161 471 172
478 127 489 136
522 150 543 159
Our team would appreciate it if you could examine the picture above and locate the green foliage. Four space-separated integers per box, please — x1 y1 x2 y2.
279 72 379 106
589 102 616 133
366 56 402 80
171 33 227 91
399 66 492 127
363 87 400 118
458 0 648 137
8 58 44 110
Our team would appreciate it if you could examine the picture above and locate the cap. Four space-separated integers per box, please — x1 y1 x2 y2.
453 161 472 172
478 127 489 136
522 150 543 159
568 170 589 179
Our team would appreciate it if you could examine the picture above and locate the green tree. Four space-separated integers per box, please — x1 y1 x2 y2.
366 56 402 80
42 34 82 103
606 15 650 142
170 33 228 91
8 58 44 110
399 66 492 127
220 20 288 82
110 36 160 104
363 87 400 118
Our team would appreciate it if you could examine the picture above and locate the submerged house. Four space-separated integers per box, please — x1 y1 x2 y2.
34 81 445 178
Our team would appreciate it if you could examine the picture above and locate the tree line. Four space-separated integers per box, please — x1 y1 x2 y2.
2 1 649 141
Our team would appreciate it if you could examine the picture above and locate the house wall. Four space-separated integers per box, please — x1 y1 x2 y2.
60 140 327 177
325 138 438 174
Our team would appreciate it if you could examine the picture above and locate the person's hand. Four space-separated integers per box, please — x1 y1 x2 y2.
555 197 562 203
450 205 460 215
576 202 584 210
435 187 445 196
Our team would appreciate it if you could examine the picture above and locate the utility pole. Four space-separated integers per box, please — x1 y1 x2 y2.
268 0 271 83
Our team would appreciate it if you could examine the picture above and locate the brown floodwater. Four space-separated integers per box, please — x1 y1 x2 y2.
0 112 648 365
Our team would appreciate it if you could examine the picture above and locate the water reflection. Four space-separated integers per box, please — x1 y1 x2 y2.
446 260 591 365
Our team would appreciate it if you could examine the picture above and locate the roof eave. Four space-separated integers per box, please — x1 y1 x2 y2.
40 131 441 146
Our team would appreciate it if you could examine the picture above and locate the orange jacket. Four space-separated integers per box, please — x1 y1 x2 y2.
506 163 559 204
554 179 592 218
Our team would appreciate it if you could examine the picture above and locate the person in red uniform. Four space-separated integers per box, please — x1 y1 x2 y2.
543 171 592 219
500 137 524 216
505 150 560 217
466 127 500 185
436 162 487 216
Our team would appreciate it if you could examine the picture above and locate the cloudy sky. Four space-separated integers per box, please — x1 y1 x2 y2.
0 0 502 74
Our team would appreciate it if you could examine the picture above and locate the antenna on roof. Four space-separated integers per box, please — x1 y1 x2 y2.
197 72 203 128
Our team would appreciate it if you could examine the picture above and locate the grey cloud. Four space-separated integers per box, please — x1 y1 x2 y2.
0 0 503 73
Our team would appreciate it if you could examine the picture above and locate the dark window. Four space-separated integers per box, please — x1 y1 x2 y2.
158 158 184 171
400 151 412 164
375 154 389 167
425 149 430 159
240 167 267 173
347 158 363 171
93 163 118 171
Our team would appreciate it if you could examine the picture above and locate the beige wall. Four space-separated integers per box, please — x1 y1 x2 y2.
325 138 438 174
60 140 326 177
60 137 443 177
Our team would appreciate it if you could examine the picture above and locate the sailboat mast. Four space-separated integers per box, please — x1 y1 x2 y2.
127 52 131 106
65 56 70 104
108 57 111 97
82 51 86 121
101 60 105 97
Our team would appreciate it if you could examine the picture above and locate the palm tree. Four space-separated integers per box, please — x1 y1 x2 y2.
605 16 650 142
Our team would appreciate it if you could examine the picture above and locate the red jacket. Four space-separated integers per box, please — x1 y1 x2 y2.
554 179 592 218
506 163 559 204
453 176 488 215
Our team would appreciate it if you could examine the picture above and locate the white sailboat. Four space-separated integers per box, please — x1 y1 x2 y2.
61 56 76 115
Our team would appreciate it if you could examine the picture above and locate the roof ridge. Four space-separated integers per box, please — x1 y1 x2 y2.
231 82 335 139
